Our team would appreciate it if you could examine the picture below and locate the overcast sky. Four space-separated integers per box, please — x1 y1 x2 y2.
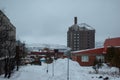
0 0 120 45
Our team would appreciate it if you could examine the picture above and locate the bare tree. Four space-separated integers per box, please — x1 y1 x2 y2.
0 10 16 78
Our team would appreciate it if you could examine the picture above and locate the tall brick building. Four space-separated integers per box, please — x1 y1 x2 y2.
67 17 95 51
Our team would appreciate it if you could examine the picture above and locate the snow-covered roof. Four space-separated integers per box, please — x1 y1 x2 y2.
70 24 80 31
70 23 95 31
72 47 104 54
78 23 95 30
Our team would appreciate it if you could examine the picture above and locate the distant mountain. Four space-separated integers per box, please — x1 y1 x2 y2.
95 41 104 48
26 42 104 52
26 43 68 52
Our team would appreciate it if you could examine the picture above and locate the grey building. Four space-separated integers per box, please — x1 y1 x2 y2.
67 17 95 51
0 10 16 74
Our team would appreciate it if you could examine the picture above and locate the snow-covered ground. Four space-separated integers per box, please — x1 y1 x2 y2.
0 58 120 80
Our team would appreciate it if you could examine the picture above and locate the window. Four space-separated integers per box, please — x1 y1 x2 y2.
74 34 76 35
77 48 79 50
81 55 89 62
74 48 76 50
96 55 104 62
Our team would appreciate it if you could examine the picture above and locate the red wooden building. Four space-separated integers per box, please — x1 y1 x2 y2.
72 48 104 66
104 37 120 53
71 37 120 66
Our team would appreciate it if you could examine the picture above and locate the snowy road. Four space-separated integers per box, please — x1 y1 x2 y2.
0 58 120 80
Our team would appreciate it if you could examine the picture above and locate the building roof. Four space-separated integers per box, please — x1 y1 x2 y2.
72 48 104 54
72 37 120 55
104 37 120 52
104 37 120 47
78 23 95 30
70 23 95 31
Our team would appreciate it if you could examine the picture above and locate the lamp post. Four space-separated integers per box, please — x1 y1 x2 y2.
52 56 54 76
52 49 58 76
44 48 49 73
46 57 49 73
67 57 69 80
64 48 71 80
47 63 48 73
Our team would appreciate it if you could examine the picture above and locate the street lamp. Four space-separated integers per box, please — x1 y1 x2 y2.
52 56 54 76
46 57 49 73
44 48 50 73
52 49 58 76
64 48 71 80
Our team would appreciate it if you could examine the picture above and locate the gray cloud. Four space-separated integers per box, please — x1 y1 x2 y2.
0 0 120 45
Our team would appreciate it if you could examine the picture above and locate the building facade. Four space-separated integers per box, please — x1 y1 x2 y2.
67 17 95 51
0 10 16 74
72 48 105 66
71 37 120 66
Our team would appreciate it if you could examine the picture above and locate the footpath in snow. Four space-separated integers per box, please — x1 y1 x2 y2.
0 58 120 80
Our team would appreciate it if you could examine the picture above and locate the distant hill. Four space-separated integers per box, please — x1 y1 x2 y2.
26 43 68 52
26 41 104 52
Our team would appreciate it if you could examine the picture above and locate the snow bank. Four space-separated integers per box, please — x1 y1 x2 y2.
0 58 120 80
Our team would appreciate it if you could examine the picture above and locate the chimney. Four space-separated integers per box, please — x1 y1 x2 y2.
74 17 77 24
